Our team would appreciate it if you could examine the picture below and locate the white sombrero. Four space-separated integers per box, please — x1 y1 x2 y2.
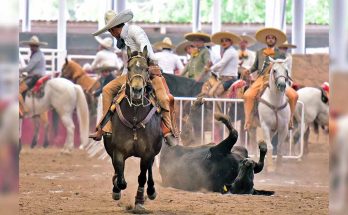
278 40 297 49
175 40 192 56
154 37 175 49
94 61 118 73
184 32 211 43
240 33 256 47
93 9 133 36
211 32 242 45
255 27 287 46
20 35 48 46
95 36 114 49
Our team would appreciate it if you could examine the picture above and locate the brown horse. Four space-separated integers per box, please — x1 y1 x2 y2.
104 46 163 212
61 59 100 117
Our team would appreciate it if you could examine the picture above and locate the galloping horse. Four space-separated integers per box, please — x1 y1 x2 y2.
23 77 89 152
258 58 291 172
104 46 162 211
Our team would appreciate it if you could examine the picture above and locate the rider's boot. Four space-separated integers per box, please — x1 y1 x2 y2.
161 110 178 146
89 105 115 141
285 87 299 130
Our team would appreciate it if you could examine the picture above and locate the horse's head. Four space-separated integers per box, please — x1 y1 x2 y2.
61 58 84 80
269 57 290 93
126 46 150 102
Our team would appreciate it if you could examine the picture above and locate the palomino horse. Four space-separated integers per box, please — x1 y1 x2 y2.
104 46 162 212
61 58 100 117
293 87 329 154
258 58 291 172
23 77 89 152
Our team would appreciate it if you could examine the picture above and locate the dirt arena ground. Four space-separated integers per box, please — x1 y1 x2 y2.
19 131 328 215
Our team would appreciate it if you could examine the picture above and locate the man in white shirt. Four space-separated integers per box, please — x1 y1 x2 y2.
90 36 123 72
89 9 178 146
238 34 256 75
208 32 241 98
154 37 184 75
278 41 296 77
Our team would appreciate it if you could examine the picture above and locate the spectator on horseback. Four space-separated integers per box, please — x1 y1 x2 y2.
242 27 298 131
181 32 211 82
19 35 47 115
92 62 117 97
278 40 297 77
206 32 241 98
89 9 179 146
154 37 184 75
89 36 123 73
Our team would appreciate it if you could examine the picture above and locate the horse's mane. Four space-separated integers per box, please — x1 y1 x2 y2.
66 59 85 78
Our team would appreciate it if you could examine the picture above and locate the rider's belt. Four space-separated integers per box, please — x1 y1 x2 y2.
220 75 237 81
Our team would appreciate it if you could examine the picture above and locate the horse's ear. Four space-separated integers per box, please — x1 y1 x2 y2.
268 56 275 62
284 57 289 63
127 46 132 59
65 57 68 65
142 45 148 58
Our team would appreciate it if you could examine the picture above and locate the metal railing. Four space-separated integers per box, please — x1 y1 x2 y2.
174 97 305 159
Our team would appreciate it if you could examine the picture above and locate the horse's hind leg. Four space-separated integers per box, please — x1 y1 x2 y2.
60 114 75 151
41 112 50 148
146 158 157 200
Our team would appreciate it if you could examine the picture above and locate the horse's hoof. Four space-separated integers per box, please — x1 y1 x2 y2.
112 191 121 200
30 142 37 149
147 191 157 200
61 148 72 154
43 142 49 148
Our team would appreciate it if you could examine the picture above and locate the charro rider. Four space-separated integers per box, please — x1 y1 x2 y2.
242 27 299 130
181 32 211 82
278 40 296 77
238 33 256 77
19 35 47 115
89 9 178 146
208 31 241 98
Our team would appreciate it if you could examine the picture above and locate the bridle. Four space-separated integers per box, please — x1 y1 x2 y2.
126 54 150 107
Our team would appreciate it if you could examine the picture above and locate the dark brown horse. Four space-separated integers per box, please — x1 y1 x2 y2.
104 46 162 211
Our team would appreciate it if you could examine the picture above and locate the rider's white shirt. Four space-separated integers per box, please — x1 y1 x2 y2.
155 50 184 75
210 46 238 77
91 49 122 70
239 49 255 70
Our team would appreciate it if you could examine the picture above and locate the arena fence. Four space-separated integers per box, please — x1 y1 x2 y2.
174 97 305 160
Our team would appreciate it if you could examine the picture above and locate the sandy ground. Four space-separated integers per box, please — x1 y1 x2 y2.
20 132 328 215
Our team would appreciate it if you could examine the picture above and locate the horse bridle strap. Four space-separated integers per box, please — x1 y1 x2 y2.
115 103 157 130
259 97 288 131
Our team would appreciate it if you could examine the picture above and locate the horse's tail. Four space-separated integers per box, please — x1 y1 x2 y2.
74 85 89 147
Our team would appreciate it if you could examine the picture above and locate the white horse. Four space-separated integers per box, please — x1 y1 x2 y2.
258 58 291 172
23 78 89 152
293 87 329 154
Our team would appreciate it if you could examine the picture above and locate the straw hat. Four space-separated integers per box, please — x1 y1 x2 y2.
20 35 48 46
94 62 118 73
240 33 256 47
175 40 192 56
211 32 242 45
154 37 175 50
278 40 297 49
184 32 211 43
93 9 133 36
95 36 114 49
255 27 287 46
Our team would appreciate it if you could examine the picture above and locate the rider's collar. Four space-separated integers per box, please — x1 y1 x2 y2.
120 23 129 39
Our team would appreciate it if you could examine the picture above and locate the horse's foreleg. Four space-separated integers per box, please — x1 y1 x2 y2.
30 117 40 149
146 158 157 200
276 127 288 167
41 112 50 148
113 151 127 190
135 158 150 206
